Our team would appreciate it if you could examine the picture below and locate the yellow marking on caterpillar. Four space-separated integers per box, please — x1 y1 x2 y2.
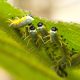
9 16 26 25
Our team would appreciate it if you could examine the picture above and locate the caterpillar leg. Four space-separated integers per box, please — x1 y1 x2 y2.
21 27 29 39
38 35 45 43
43 35 50 39
35 38 42 48
35 36 44 48
44 39 50 44
36 38 39 45
27 38 31 47
24 35 30 40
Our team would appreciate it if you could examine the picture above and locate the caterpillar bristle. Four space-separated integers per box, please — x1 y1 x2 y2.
37 22 43 27
63 39 66 41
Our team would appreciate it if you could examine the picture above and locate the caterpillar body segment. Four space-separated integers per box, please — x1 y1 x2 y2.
70 48 78 57
8 15 34 28
42 27 71 77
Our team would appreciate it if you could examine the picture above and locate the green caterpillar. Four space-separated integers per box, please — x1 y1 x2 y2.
36 23 71 77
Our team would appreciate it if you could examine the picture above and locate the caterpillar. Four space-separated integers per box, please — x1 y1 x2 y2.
37 22 49 37
37 25 62 57
8 14 34 28
25 25 44 47
40 26 71 77
44 27 62 46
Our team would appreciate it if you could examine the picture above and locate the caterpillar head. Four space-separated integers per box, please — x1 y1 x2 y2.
26 14 34 24
37 22 44 29
50 27 58 34
29 25 36 32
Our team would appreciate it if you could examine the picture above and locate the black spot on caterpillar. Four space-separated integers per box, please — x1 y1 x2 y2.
11 17 14 19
